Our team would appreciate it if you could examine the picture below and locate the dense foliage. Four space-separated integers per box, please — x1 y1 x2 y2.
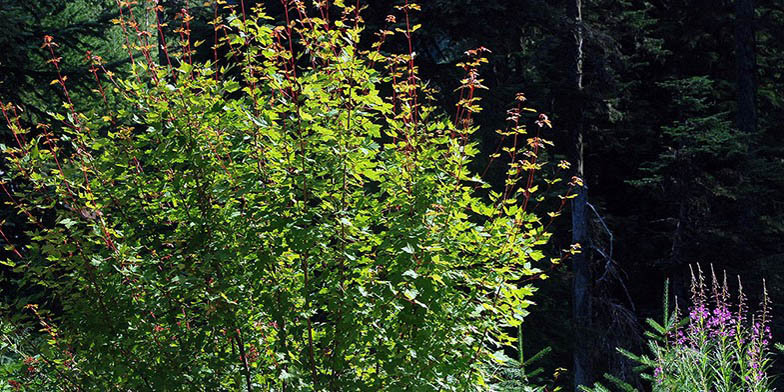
0 1 571 390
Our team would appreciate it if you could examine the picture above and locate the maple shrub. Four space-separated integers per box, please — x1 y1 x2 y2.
0 1 576 390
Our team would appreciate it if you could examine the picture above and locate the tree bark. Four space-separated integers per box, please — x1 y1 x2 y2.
567 0 592 390
735 0 757 134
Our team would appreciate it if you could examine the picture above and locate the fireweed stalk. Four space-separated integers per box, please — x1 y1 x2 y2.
582 265 775 392
656 266 774 392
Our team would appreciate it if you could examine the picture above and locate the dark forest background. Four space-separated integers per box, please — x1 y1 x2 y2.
1 0 783 389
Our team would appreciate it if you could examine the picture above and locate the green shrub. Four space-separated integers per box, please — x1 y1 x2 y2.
0 2 572 390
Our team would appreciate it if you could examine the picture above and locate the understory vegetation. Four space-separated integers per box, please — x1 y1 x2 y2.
583 268 776 392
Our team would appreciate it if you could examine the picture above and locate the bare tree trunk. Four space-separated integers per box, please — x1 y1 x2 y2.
572 183 591 391
567 0 592 390
734 0 760 245
735 0 757 134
